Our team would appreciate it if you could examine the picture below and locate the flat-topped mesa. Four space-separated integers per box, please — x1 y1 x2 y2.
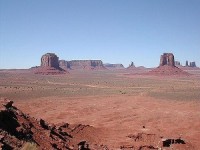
59 60 106 70
104 63 124 70
160 53 175 67
59 60 70 70
41 53 59 68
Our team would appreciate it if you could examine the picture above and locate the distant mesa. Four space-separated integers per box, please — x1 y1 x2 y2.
175 61 181 66
147 53 190 76
175 60 197 68
185 61 196 67
126 61 147 71
33 53 67 75
189 62 196 67
185 60 189 67
127 61 135 69
174 60 198 72
104 63 125 70
59 60 106 70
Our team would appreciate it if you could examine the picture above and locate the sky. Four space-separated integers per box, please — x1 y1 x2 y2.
0 0 200 69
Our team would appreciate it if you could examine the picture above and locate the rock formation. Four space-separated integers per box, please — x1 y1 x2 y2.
33 53 66 75
127 61 136 69
175 60 197 68
185 61 189 67
190 62 196 67
41 53 59 68
59 60 70 71
59 60 106 70
129 62 135 67
184 61 197 67
160 53 175 67
103 63 124 70
175 61 181 66
0 99 106 150
147 53 190 76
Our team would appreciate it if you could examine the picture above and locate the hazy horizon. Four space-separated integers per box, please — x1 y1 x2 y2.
0 0 200 69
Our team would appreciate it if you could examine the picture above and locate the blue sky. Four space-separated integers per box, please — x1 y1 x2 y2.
0 0 200 69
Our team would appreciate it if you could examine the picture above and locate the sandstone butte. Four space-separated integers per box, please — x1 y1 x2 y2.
33 53 67 75
147 53 190 76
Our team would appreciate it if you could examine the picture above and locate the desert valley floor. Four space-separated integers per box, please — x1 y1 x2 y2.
0 69 200 149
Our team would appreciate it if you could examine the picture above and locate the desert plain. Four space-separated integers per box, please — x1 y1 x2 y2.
0 69 200 149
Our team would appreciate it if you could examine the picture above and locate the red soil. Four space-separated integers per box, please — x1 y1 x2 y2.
32 67 67 75
12 95 200 150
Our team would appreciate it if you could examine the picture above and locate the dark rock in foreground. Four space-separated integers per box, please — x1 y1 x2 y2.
0 99 106 150
0 98 194 149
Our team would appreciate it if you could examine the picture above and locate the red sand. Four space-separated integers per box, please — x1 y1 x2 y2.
15 95 200 149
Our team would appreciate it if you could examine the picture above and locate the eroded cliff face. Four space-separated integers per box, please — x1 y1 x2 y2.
0 99 107 150
33 53 66 75
41 53 59 69
147 53 189 76
159 53 175 67
104 64 124 70
59 60 106 70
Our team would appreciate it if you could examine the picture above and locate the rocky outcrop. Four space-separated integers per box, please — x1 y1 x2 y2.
175 61 181 66
127 61 136 69
160 53 175 67
147 53 190 76
0 99 194 149
59 60 70 71
59 60 106 70
41 53 59 68
104 64 124 70
129 62 135 67
186 61 196 67
185 61 189 67
175 61 197 68
33 53 66 75
190 62 196 67
0 99 106 150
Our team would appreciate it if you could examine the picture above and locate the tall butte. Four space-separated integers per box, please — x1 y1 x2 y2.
41 53 59 68
147 53 189 76
159 53 175 67
34 53 66 75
